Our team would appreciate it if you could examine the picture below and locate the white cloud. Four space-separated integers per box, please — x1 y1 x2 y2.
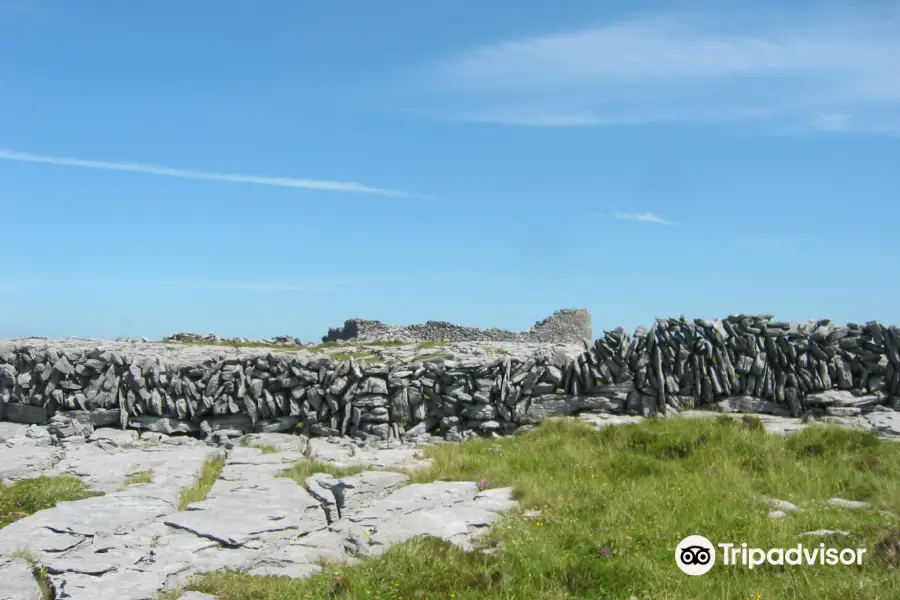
611 211 678 226
424 10 900 131
0 149 428 199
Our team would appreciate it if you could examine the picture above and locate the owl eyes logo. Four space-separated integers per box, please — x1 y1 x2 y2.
680 545 712 565
675 535 716 575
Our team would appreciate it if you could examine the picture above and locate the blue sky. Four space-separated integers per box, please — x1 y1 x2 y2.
1 0 899 342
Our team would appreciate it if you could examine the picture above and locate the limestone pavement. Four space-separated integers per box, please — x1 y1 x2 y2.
1 404 899 600
0 423 515 600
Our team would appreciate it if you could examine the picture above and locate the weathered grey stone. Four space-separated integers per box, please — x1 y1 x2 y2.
0 558 43 600
714 396 792 417
521 394 621 424
68 409 120 428
129 416 200 434
763 497 802 513
827 498 871 510
254 416 300 433
806 390 885 408
4 402 49 425
203 414 253 433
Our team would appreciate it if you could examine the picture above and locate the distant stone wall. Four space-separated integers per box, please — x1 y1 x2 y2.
1 315 898 443
322 309 593 344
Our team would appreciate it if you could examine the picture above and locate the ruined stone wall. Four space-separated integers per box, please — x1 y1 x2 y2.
321 308 593 344
1 315 898 442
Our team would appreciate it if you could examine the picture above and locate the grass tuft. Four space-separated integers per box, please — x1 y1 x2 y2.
0 475 103 529
177 456 226 511
279 459 372 482
13 549 54 600
330 352 378 363
125 470 154 485
238 439 279 454
416 340 447 350
159 338 304 350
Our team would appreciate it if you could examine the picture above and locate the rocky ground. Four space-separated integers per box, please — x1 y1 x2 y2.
2 403 899 600
6 337 584 365
0 421 515 600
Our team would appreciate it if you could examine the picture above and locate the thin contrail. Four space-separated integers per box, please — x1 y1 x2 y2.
0 148 429 199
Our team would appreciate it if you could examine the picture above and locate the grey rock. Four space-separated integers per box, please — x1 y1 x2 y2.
827 498 871 510
763 497 802 513
0 558 43 600
130 416 200 434
88 428 139 447
3 402 49 425
807 390 885 408
800 529 851 537
714 396 792 417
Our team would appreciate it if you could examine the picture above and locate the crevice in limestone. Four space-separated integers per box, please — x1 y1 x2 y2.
162 522 245 549
31 564 56 600
302 482 338 525
13 550 57 600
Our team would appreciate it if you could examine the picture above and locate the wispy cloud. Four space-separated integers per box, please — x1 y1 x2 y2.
0 148 429 199
607 211 678 226
423 10 900 131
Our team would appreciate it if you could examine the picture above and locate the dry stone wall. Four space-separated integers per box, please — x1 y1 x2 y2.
1 315 899 443
321 308 593 344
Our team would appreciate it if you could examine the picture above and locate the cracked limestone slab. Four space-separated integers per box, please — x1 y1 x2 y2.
1 440 519 599
308 471 408 519
308 437 431 471
331 480 518 558
866 409 900 440
0 422 30 441
164 447 328 548
247 528 354 579
0 442 64 481
0 557 43 600
0 484 181 557
239 432 309 454
45 443 222 493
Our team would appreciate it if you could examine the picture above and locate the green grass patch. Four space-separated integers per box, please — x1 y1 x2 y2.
125 470 154 485
278 459 372 482
158 338 304 350
416 340 448 349
308 342 343 350
330 352 379 363
0 476 103 529
12 549 54 600
238 439 279 454
177 456 226 511
169 417 900 599
416 351 448 361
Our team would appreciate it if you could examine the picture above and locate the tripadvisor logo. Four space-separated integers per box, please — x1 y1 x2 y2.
676 535 716 575
675 535 867 575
